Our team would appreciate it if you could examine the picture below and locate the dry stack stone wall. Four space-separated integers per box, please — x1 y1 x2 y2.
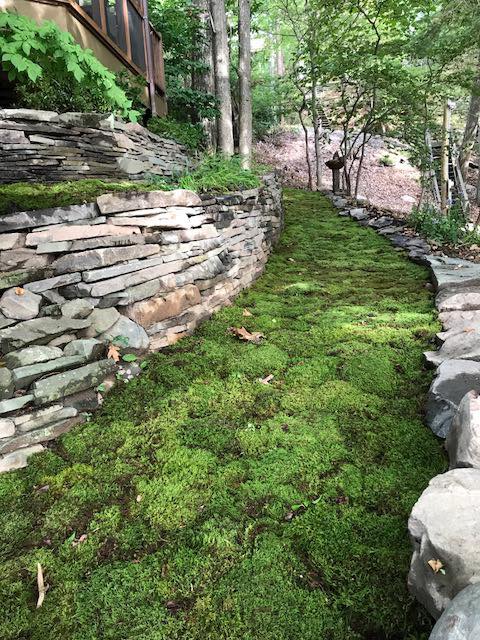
0 109 191 183
0 175 283 472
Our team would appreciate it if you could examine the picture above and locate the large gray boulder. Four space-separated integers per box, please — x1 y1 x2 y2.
426 360 480 437
437 289 480 313
430 583 480 639
425 330 480 366
408 469 480 619
427 256 480 292
446 391 480 469
437 310 480 342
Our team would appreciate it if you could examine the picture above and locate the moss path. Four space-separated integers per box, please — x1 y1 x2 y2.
0 190 446 640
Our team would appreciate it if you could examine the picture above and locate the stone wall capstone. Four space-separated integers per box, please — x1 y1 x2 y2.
0 109 191 184
0 175 283 472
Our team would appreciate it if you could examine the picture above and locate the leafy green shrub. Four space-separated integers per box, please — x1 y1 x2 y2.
378 154 394 166
408 203 468 245
178 155 262 193
0 12 138 120
148 117 205 150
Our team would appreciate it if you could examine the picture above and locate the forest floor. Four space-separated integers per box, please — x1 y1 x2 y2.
255 129 421 215
0 190 446 640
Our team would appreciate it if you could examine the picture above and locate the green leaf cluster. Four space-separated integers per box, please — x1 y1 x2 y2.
0 11 139 121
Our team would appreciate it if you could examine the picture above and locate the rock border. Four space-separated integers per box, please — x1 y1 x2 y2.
325 191 480 637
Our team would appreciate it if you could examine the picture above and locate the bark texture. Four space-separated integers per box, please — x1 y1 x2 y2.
238 0 252 169
460 53 480 179
210 0 234 156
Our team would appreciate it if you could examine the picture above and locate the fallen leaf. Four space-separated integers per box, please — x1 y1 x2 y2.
259 374 274 385
243 308 253 317
36 563 48 608
107 343 120 362
15 287 25 296
136 494 143 503
228 326 264 344
428 559 444 574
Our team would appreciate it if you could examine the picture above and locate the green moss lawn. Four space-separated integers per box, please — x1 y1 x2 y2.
0 190 446 639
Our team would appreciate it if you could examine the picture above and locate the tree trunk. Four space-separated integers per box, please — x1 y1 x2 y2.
238 0 252 169
192 0 217 150
299 104 313 190
210 0 234 155
460 52 480 179
441 99 451 215
311 74 322 189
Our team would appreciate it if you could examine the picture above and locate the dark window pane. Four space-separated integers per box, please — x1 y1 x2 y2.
105 0 127 52
76 0 101 25
128 2 146 71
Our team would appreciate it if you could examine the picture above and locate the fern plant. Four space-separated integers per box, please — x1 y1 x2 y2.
0 11 139 121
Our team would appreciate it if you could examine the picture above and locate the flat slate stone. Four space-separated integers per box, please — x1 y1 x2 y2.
61 299 93 319
88 260 185 298
97 189 202 214
14 404 76 432
108 212 191 229
24 272 81 293
446 390 480 469
4 345 63 369
25 224 141 247
426 359 480 437
32 360 115 405
0 203 97 233
0 369 13 401
99 316 149 351
0 418 15 438
52 244 160 275
0 394 34 416
427 255 480 291
64 338 104 360
0 317 91 353
0 444 44 473
82 254 164 284
12 355 86 389
0 416 82 454
0 268 49 291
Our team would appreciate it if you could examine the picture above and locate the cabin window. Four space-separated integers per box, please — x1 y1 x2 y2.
77 0 102 26
105 0 127 52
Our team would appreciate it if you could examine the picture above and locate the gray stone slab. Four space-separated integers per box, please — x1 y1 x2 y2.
32 360 115 404
12 355 86 389
0 395 34 416
0 203 98 232
430 583 480 639
0 287 42 320
97 189 202 214
15 405 78 433
0 369 13 401
426 359 480 437
88 260 185 297
427 255 480 291
24 272 81 293
4 345 63 369
0 444 44 473
63 338 104 360
0 317 91 353
82 254 164 283
52 244 160 275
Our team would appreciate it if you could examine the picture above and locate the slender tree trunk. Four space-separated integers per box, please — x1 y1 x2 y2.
210 0 234 155
354 132 367 199
238 0 252 169
441 99 451 215
460 52 480 179
311 80 322 190
299 104 313 190
192 0 216 150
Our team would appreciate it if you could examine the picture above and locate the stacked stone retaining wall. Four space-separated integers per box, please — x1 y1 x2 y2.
0 175 282 472
0 109 191 184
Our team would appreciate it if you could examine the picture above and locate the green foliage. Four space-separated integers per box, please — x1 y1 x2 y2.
408 203 471 245
0 11 138 120
178 155 262 192
148 116 206 150
148 0 217 123
0 190 444 640
378 154 395 166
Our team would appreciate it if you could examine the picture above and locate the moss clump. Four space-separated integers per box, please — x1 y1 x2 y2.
0 190 445 640
0 179 158 215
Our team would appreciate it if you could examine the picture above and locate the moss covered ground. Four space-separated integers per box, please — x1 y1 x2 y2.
0 190 446 639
